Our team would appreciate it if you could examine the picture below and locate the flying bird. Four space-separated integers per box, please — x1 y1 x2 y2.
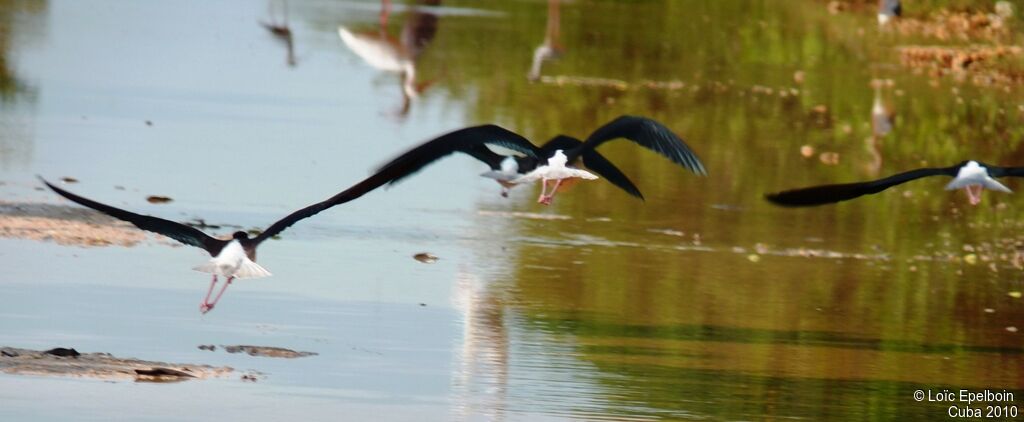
42 179 357 313
512 150 598 204
37 130 544 312
37 164 441 313
765 161 1021 207
376 115 707 204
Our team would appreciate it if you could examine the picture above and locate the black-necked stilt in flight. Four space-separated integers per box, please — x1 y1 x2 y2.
765 161 1021 207
375 115 707 204
40 173 399 313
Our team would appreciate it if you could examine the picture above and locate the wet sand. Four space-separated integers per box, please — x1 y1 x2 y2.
0 201 150 247
0 346 232 382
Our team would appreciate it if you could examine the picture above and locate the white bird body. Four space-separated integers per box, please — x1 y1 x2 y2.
480 156 520 182
511 150 598 205
338 26 421 103
945 161 1012 192
944 161 1012 205
193 240 272 279
338 27 406 72
512 150 598 184
871 96 885 116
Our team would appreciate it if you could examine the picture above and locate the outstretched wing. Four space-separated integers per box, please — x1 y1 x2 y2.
986 165 1024 178
572 115 707 177
375 124 541 186
542 135 644 199
255 127 541 243
41 178 227 255
764 166 959 207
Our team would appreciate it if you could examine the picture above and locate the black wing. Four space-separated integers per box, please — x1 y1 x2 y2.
462 144 508 170
571 115 707 177
538 134 584 158
764 166 959 207
375 124 541 186
542 135 644 199
255 126 541 244
986 165 1024 178
41 178 228 255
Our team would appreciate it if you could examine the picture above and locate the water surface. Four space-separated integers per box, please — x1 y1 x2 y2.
0 0 1021 420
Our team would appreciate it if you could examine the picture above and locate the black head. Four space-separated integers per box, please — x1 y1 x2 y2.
232 231 250 240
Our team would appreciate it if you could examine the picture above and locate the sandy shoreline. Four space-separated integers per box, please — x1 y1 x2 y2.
0 347 233 382
0 201 176 247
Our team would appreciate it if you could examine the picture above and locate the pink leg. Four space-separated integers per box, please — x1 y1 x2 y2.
201 276 234 314
199 275 218 313
544 179 564 204
379 0 391 28
536 179 551 204
966 185 983 205
539 179 562 205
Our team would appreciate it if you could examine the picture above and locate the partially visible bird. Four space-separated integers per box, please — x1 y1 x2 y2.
37 157 456 313
376 115 707 204
765 161 1021 207
871 82 894 138
261 0 296 66
338 0 440 116
528 0 563 82
878 0 901 25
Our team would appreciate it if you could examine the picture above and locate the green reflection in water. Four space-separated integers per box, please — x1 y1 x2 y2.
419 0 1024 420
0 0 43 103
0 0 46 169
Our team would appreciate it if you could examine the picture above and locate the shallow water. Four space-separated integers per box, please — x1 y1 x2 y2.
0 0 1022 420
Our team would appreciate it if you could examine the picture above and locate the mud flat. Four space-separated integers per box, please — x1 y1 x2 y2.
0 347 233 382
0 202 149 247
219 345 317 359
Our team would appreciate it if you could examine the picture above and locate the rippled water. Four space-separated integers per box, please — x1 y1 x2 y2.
0 0 1022 420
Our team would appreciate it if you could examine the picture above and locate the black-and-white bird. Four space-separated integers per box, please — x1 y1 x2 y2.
765 160 1021 207
41 179 354 313
376 115 707 204
878 0 901 25
37 164 441 313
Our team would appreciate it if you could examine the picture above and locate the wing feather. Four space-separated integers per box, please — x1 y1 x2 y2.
542 135 643 199
764 166 959 207
375 125 540 186
254 128 541 243
41 178 226 255
574 116 707 177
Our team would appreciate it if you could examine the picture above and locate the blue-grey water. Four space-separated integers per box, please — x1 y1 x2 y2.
1 0 1022 420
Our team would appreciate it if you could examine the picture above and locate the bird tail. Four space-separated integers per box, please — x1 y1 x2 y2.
480 170 516 181
984 177 1013 193
569 169 600 180
234 260 272 279
192 261 222 275
192 260 272 279
944 177 1012 193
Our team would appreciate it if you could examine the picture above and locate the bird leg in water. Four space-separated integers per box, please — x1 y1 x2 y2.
501 186 509 198
966 184 984 205
199 275 218 313
200 276 235 314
